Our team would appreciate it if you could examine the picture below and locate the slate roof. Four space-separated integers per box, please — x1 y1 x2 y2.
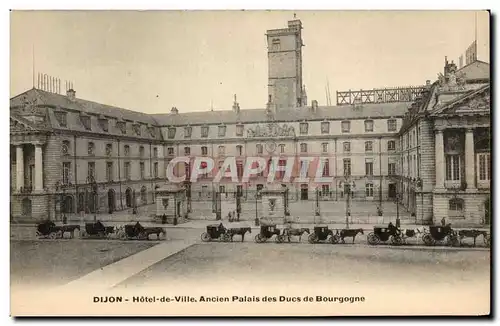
152 102 410 126
10 88 158 125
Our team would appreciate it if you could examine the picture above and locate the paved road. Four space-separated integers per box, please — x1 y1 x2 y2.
118 242 490 288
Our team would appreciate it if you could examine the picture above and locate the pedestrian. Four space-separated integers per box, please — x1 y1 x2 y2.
162 214 167 224
441 217 446 226
228 211 232 222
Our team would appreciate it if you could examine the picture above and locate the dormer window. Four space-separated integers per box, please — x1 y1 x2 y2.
80 114 91 131
148 126 156 138
133 123 141 136
218 125 227 137
184 126 192 138
201 126 209 138
236 124 244 136
54 111 67 127
116 121 126 134
98 116 109 132
168 127 176 139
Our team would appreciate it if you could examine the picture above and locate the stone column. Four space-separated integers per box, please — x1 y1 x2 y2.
434 129 445 189
34 144 44 191
16 145 24 191
465 128 476 191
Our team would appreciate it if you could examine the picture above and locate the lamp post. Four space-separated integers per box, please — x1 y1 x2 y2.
55 181 70 224
342 177 356 229
315 187 320 217
86 176 98 222
254 189 260 226
396 193 400 228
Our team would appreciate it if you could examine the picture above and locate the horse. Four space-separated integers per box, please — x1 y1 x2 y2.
227 227 252 242
283 228 310 242
400 227 425 244
338 228 364 244
458 229 488 247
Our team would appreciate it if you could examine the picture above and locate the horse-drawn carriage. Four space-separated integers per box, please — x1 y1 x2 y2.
80 221 115 239
422 225 459 247
367 226 403 245
117 222 165 240
254 224 283 243
308 226 339 244
201 223 231 242
457 229 489 247
36 220 64 239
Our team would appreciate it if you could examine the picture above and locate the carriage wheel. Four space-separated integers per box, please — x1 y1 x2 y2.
331 234 340 244
276 235 285 243
391 235 403 246
118 231 127 240
422 233 433 246
447 235 460 247
367 233 379 245
308 234 317 244
201 232 211 242
48 232 58 240
222 233 231 242
254 234 262 243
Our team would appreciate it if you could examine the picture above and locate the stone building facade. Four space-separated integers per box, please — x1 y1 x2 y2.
397 59 490 225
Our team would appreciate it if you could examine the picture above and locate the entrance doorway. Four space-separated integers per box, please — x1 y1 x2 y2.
125 188 132 208
300 184 308 200
176 201 181 217
108 189 115 213
388 183 396 199
63 195 74 214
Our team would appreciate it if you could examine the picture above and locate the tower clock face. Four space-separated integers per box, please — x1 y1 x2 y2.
266 141 277 153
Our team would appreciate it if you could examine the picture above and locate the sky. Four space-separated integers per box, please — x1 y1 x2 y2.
10 10 490 114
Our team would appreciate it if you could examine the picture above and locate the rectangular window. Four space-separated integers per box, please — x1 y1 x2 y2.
387 119 397 132
237 161 243 178
343 159 351 176
365 141 373 152
365 183 374 197
321 122 330 134
201 126 209 138
63 162 71 184
388 163 396 176
218 146 225 156
153 147 158 158
140 162 145 179
343 142 350 153
124 162 130 180
184 126 192 138
300 122 308 135
321 143 328 153
257 144 263 154
279 144 285 153
387 141 396 151
364 120 374 132
154 162 158 178
341 121 351 133
300 143 307 153
201 146 208 155
184 147 191 155
478 153 491 181
236 124 244 136
236 145 243 156
365 159 373 176
322 159 330 177
87 162 95 180
106 162 113 182
218 125 226 137
124 145 130 156
446 155 461 181
167 147 174 155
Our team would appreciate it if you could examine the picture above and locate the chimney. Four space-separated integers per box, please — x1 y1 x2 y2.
171 107 179 114
66 89 76 101
311 100 318 112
